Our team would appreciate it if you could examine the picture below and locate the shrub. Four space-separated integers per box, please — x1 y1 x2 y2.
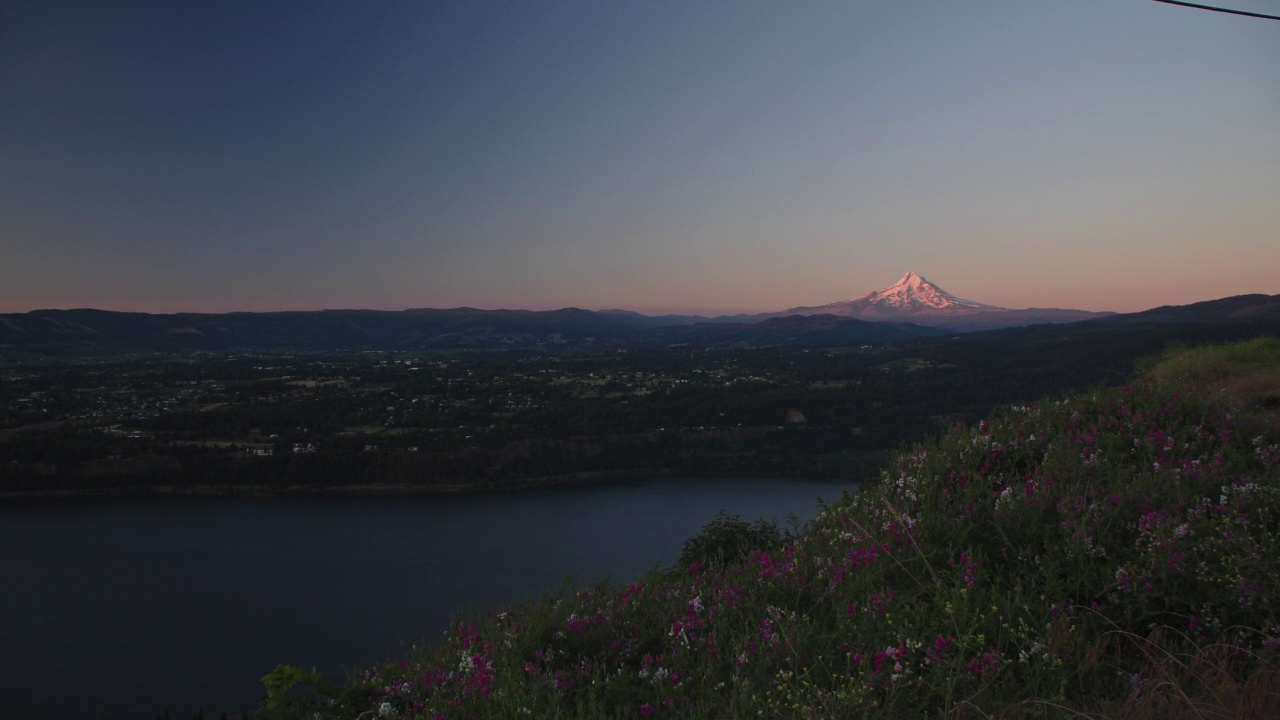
676 510 792 571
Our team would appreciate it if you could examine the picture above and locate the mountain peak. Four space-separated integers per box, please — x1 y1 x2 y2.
887 272 930 292
853 272 998 313
783 272 1004 321
779 272 1113 331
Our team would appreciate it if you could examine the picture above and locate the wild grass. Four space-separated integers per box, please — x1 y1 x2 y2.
264 339 1280 719
1141 337 1280 401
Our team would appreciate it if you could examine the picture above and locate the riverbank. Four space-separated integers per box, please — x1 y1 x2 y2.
0 470 645 500
0 467 871 503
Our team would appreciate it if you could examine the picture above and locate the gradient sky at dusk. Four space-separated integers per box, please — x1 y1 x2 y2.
2 1 1277 315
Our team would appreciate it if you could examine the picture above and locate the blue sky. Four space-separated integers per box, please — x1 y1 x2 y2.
2 1 1277 314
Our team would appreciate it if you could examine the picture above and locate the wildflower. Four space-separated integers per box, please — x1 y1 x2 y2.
965 648 1002 677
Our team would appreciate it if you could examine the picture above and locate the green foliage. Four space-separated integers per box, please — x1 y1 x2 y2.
258 665 322 720
676 510 792 571
1141 335 1280 390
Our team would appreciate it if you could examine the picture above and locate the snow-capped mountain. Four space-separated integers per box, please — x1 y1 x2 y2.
782 272 1112 331
785 272 1001 319
826 272 1001 317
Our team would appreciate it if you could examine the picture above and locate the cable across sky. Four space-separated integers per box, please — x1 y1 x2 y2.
1151 0 1280 21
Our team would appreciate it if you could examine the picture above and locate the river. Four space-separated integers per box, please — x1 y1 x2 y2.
0 477 853 719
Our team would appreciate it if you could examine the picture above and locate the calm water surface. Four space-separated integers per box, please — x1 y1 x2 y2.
0 477 853 719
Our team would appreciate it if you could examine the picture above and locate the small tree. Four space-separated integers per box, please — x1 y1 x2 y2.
678 510 791 571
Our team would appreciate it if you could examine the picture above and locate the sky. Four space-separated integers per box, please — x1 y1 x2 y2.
2 1 1277 316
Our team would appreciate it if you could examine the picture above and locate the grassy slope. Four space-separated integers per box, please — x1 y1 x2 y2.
268 339 1280 719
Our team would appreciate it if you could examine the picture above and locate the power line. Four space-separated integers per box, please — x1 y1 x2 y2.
1151 0 1280 20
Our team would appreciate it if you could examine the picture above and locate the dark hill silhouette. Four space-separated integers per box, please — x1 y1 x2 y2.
0 294 1275 354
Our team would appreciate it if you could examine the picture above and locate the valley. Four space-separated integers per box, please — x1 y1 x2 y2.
5 294 1277 496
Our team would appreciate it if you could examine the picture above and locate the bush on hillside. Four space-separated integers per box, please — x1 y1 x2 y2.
677 510 793 572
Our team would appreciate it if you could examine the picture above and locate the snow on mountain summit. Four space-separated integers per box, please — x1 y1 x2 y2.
778 272 1108 330
849 272 1002 312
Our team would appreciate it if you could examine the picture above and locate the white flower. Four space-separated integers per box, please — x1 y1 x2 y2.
379 701 394 717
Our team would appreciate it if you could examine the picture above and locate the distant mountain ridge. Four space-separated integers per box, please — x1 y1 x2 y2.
0 306 949 353
2 281 1277 354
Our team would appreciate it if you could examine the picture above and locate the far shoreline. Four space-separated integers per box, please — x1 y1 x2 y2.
0 470 862 503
